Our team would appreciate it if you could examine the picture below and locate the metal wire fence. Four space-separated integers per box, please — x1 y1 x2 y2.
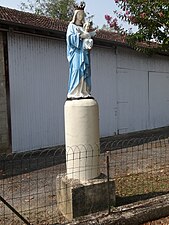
0 135 169 224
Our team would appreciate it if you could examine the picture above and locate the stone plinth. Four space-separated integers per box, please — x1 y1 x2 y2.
64 98 100 181
56 174 116 221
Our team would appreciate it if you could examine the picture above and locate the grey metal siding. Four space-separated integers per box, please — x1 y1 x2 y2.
91 47 117 137
8 33 68 152
7 33 169 152
149 72 169 128
117 68 149 134
117 47 169 134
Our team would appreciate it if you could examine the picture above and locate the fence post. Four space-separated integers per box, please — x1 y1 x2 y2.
106 153 111 214
0 195 31 225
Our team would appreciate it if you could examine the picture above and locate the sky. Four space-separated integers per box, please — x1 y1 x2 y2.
0 0 118 28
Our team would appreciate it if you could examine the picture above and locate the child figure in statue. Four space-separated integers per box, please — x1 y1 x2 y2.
66 2 95 99
77 21 96 50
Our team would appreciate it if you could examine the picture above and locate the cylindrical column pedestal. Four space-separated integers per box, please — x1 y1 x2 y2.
64 98 100 181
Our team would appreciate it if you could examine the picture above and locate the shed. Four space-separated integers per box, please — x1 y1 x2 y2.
0 6 169 153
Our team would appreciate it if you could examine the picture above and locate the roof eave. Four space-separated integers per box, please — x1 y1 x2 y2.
0 19 66 39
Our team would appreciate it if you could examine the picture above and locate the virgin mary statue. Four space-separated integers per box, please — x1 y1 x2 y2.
66 2 92 99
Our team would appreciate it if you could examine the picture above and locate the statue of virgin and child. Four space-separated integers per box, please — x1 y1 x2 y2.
66 1 96 100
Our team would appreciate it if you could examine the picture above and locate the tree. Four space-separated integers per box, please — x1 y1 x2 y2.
105 0 169 53
20 0 76 21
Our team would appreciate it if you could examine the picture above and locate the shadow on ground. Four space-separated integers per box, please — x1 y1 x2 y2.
116 191 169 206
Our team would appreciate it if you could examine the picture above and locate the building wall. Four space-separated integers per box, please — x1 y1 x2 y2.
91 46 117 137
7 33 118 152
6 32 169 152
117 47 169 133
8 33 68 152
0 32 10 153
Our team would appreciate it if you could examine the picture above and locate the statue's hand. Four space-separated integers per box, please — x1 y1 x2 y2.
80 33 90 39
76 28 83 34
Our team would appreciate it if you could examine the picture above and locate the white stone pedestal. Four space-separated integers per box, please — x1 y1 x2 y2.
64 98 100 181
57 98 116 220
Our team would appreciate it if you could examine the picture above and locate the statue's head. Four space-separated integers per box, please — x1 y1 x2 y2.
71 1 86 26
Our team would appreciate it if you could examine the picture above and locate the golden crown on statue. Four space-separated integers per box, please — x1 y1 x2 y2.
74 1 86 10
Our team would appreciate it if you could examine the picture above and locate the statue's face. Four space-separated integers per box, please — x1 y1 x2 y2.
76 10 85 22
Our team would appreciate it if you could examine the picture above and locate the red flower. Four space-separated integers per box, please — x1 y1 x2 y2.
105 14 112 23
109 18 119 30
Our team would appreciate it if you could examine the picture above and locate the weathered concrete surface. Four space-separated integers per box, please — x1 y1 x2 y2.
56 173 116 221
70 193 169 225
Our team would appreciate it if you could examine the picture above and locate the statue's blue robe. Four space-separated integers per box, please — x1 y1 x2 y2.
66 23 91 94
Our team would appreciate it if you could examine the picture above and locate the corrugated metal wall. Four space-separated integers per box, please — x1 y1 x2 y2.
91 47 117 137
8 33 68 152
7 33 117 152
116 68 149 134
117 47 169 133
149 72 169 128
7 33 169 152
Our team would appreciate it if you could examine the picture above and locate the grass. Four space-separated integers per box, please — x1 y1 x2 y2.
115 167 169 206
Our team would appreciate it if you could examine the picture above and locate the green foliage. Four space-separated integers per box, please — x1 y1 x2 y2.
106 0 169 53
20 0 76 21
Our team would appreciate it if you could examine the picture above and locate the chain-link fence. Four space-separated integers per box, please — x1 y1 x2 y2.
0 135 169 224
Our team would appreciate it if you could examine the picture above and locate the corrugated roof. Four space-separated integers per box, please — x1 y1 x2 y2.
0 6 125 43
0 6 68 32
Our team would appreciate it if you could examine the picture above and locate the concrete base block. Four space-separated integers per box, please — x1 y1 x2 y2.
56 174 116 221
